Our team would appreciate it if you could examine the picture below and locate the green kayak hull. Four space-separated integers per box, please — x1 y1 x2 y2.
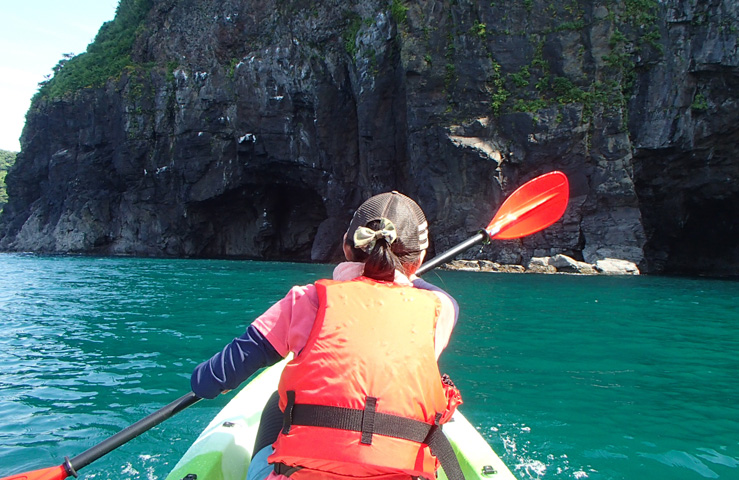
166 360 515 480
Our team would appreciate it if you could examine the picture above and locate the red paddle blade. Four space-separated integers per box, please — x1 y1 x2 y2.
486 171 569 239
0 465 68 480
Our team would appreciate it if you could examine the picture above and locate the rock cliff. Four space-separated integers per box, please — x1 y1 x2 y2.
1 0 737 275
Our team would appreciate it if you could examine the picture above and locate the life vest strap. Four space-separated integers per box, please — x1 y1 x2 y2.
280 391 465 480
273 462 304 477
283 399 432 443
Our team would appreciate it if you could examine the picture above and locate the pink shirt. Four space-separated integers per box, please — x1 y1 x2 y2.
251 262 458 360
251 262 458 480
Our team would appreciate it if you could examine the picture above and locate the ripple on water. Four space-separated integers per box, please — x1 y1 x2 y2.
638 450 721 479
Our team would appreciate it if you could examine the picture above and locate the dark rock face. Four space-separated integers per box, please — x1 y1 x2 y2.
628 2 739 275
1 0 737 275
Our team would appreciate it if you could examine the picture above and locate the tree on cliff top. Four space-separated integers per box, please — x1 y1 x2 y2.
33 0 153 102
0 150 16 213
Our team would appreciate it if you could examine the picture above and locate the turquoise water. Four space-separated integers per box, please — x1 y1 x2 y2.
0 254 737 479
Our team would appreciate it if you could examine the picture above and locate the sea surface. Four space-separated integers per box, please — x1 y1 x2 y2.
0 254 737 480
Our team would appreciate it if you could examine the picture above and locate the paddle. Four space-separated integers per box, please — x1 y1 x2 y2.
2 170 568 480
416 170 569 275
1 393 200 480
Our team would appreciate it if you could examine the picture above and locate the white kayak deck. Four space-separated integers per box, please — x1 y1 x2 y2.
166 360 516 480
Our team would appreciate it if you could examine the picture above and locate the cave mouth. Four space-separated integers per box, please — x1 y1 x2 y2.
660 194 739 277
634 135 739 276
637 178 739 276
190 184 327 261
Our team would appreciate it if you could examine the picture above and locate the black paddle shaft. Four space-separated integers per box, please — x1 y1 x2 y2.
55 230 490 475
64 392 202 475
415 231 488 277
55 231 486 476
55 233 480 475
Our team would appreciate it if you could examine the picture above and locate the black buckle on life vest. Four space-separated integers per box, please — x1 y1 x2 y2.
360 396 377 445
282 390 296 435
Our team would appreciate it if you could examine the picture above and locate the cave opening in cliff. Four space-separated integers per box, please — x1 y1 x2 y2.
637 183 739 276
660 193 739 277
189 184 327 261
635 142 739 276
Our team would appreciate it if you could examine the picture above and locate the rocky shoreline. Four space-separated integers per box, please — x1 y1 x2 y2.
443 255 640 276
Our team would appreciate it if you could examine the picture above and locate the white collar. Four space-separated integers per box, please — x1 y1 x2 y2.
332 262 413 285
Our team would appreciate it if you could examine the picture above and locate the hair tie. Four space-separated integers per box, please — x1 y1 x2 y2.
353 218 397 252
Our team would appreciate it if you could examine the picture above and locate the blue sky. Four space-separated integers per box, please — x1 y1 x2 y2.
0 1 119 152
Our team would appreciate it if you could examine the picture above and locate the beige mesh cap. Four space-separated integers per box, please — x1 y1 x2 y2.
347 191 429 253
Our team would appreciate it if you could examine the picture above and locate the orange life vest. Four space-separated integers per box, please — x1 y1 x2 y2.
268 277 450 479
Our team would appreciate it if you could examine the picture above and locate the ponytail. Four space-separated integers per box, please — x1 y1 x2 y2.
362 238 402 281
350 219 422 281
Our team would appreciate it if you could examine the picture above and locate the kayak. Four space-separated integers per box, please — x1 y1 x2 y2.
165 359 516 480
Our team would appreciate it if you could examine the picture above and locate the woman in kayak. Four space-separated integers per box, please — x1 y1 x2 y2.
191 191 462 480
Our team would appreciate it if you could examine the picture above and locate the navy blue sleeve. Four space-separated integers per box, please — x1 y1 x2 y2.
191 324 283 399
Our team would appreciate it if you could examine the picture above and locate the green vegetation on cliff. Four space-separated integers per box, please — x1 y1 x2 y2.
0 150 16 213
461 0 662 125
33 0 153 102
